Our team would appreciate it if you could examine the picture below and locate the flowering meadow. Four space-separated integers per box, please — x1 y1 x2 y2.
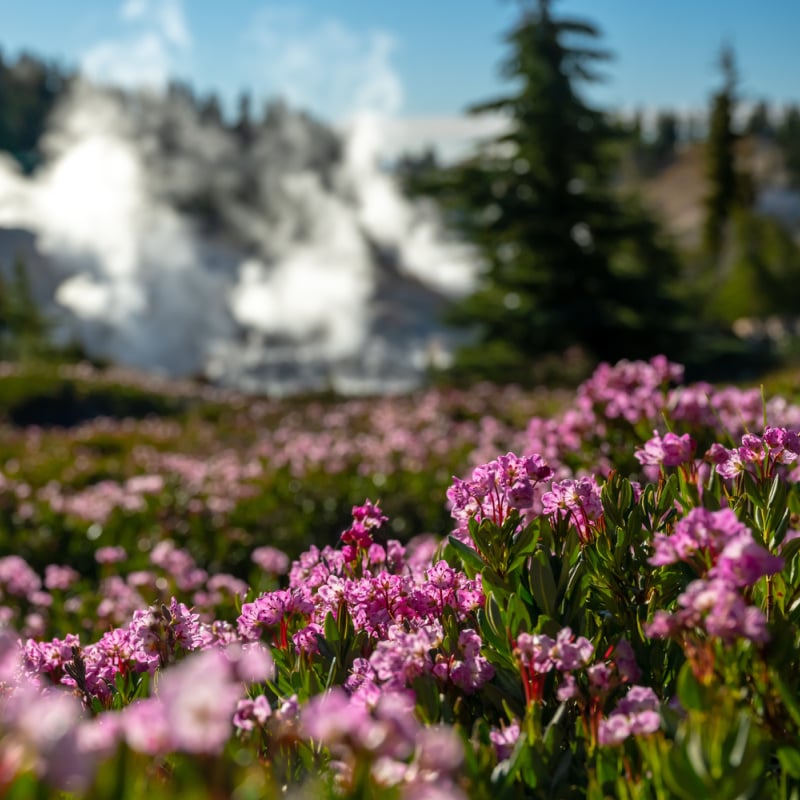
3 357 800 798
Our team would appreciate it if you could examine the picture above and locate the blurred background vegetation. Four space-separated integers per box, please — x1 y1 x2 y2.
2 0 800 395
397 1 800 385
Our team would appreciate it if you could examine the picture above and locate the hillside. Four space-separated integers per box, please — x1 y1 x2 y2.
626 136 800 250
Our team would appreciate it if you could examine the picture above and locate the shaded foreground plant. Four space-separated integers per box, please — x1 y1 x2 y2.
3 357 800 797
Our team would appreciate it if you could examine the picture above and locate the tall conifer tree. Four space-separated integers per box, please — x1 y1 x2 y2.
426 0 686 380
702 45 742 260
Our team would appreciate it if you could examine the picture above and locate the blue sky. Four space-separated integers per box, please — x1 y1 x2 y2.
1 1 798 156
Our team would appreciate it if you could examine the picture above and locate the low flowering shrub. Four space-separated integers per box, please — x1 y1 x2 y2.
4 357 800 797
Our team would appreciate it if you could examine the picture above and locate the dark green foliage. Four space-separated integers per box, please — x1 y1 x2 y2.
626 110 681 177
0 369 187 427
705 210 800 324
0 50 72 172
745 101 774 138
0 255 57 362
776 105 800 189
702 45 752 260
419 0 689 381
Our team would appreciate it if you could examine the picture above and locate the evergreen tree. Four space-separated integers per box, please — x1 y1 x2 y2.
235 91 254 144
652 112 679 163
423 0 687 380
777 105 800 189
702 45 747 260
0 51 72 172
0 256 53 362
745 101 773 138
629 110 680 177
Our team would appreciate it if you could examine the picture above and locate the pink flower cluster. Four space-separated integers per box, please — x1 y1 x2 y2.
46 476 164 524
340 500 389 562
541 477 604 542
302 688 466 798
597 686 661 746
578 356 684 425
23 597 209 705
647 508 781 645
252 384 538 481
521 359 800 487
647 579 770 645
239 510 489 697
251 545 290 575
1 619 275 790
510 631 658 748
119 645 273 756
447 452 553 540
710 427 800 482
649 508 783 586
635 430 696 468
515 627 593 704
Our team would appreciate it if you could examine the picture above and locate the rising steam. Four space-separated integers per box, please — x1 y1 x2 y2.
0 80 480 393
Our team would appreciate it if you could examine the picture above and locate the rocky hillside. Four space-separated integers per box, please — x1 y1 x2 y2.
628 136 800 250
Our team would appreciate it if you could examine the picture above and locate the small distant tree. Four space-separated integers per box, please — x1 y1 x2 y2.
630 110 680 177
235 91 254 144
198 93 223 127
698 53 800 328
0 51 72 172
652 112 679 162
702 45 750 260
745 101 773 138
777 105 800 189
0 256 53 362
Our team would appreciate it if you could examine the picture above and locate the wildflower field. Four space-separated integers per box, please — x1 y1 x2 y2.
3 357 800 798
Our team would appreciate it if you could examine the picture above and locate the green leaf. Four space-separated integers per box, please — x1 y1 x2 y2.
412 674 442 723
506 591 532 638
482 565 512 595
527 550 558 617
447 535 486 574
772 669 800 729
741 470 765 509
676 662 711 711
478 608 508 656
778 746 800 779
601 472 634 529
508 524 538 572
655 474 679 520
323 611 340 645
779 536 800 566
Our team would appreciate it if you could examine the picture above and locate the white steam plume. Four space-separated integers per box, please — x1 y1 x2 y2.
0 7 481 393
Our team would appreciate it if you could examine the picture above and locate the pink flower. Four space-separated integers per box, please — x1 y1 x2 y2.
302 687 378 752
414 725 463 773
447 453 552 536
2 684 92 791
550 628 594 671
635 431 695 467
224 642 275 683
648 508 749 569
542 477 603 540
44 564 80 591
95 546 127 565
489 721 521 760
0 555 41 597
710 535 783 587
646 579 769 645
251 546 290 575
233 695 272 731
122 698 174 755
157 649 242 754
598 686 661 746
515 632 556 674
